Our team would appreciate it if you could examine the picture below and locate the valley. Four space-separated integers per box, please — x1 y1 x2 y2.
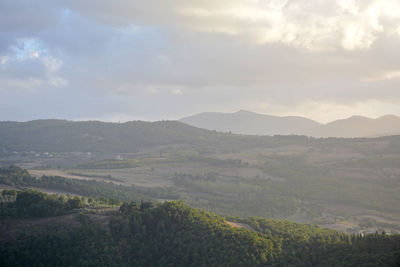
1 120 399 235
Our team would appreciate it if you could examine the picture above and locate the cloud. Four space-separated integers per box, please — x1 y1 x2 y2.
0 77 43 92
362 70 400 82
68 0 400 50
0 56 8 65
0 38 67 93
171 89 182 95
0 0 400 121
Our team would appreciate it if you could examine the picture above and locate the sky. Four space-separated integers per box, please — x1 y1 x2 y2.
1 0 400 123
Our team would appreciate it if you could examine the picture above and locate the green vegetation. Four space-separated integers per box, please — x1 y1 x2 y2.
172 172 301 218
1 199 399 266
1 120 400 236
0 189 85 218
75 156 244 170
0 165 154 202
162 148 400 230
1 216 119 266
0 120 255 153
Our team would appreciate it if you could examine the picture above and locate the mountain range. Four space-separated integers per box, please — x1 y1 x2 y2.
180 110 400 138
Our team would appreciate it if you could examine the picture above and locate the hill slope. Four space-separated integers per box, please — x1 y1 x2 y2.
0 119 233 153
2 116 399 155
1 199 399 266
181 110 321 135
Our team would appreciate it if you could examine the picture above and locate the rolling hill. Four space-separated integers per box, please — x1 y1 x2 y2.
0 119 236 153
2 114 400 155
180 110 321 135
181 111 400 137
306 115 400 138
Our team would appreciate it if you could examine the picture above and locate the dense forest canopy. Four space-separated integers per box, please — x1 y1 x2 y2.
1 191 400 266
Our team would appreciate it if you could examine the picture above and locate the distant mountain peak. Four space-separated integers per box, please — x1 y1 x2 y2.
180 110 321 136
306 114 400 138
378 114 399 120
234 110 254 114
348 115 370 119
181 111 400 138
345 115 375 122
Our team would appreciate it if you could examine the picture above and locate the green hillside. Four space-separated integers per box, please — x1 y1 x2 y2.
1 195 399 266
0 120 233 153
2 121 400 236
2 119 400 155
1 167 399 266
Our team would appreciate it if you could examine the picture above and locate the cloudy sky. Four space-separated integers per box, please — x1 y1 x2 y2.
1 0 400 123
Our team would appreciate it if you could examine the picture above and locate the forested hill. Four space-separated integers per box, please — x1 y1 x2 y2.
0 164 399 266
2 119 400 155
1 198 400 266
0 119 237 152
0 119 330 154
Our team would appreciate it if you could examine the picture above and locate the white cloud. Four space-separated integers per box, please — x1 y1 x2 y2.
40 55 67 87
11 38 46 60
362 70 400 82
0 39 67 91
171 89 182 95
29 50 39 59
169 0 400 50
41 56 62 72
0 77 43 92
0 56 8 65
145 86 159 94
337 0 359 15
48 76 68 87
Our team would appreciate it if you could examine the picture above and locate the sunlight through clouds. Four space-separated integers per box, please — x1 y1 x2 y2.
0 0 400 121
0 38 67 92
176 0 400 50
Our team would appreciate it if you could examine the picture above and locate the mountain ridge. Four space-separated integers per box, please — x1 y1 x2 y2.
180 110 400 137
307 113 400 137
181 110 321 136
